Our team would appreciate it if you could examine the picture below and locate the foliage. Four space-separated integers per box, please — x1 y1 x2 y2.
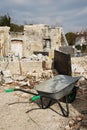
0 14 11 26
76 45 87 53
65 32 77 45
0 14 24 32
10 23 24 32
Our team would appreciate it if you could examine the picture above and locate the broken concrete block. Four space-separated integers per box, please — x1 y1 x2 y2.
3 70 12 78
69 120 74 127
19 81 30 87
3 77 13 84
15 86 20 89
37 53 45 61
43 58 52 70
65 125 71 130
12 75 26 81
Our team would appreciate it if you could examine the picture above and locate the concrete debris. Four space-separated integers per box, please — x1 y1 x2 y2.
65 125 71 130
43 56 53 70
3 70 12 78
37 53 45 61
15 86 20 89
65 116 83 130
0 70 13 84
3 77 13 84
72 64 85 74
19 81 30 87
68 120 74 127
78 77 86 82
30 53 46 61
71 56 87 78
81 110 87 127
21 54 51 62
0 66 58 87
12 75 26 81
26 69 58 84
76 77 87 101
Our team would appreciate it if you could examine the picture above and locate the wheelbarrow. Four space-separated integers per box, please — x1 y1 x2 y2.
6 75 81 117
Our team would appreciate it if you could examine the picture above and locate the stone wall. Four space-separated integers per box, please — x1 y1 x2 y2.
0 24 62 58
1 61 43 75
24 24 62 56
0 26 10 57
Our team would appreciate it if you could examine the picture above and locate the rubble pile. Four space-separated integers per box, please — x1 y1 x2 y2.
21 54 53 71
70 56 87 129
76 77 87 101
0 53 54 76
71 56 87 104
65 115 83 130
71 56 87 78
21 54 52 62
3 70 13 84
0 52 57 96
0 68 58 89
2 52 51 62
81 110 87 128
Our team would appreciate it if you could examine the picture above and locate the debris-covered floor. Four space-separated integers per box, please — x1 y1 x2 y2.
0 55 87 130
0 80 87 130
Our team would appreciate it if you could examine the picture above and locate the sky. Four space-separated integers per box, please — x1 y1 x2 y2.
0 0 87 33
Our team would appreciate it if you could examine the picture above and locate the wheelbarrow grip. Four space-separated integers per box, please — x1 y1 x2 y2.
5 88 15 92
31 95 41 101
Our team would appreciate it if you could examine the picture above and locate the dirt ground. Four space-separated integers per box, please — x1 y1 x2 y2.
0 84 87 130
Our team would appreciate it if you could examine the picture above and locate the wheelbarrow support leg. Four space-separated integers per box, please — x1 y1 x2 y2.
57 96 69 117
40 96 53 109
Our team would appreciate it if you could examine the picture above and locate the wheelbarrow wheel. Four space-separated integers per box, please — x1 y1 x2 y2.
61 86 77 103
66 86 77 103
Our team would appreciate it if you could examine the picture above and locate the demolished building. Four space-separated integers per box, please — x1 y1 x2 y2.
0 24 66 76
0 24 65 59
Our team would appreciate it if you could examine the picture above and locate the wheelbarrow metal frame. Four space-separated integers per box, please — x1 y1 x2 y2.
8 75 81 117
13 88 72 117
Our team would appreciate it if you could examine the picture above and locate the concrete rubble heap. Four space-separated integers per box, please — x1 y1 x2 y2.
0 54 58 86
71 55 87 103
71 56 87 79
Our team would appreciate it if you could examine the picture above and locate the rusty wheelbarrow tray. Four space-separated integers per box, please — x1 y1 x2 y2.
6 75 81 117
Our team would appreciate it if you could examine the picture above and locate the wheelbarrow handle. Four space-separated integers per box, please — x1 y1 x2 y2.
5 88 38 96
5 88 41 101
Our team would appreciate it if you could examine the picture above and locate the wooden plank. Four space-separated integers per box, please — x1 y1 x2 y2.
54 50 72 76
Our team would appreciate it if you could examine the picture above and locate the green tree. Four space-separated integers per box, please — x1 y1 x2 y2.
10 23 24 32
0 14 11 26
65 32 77 45
0 14 24 32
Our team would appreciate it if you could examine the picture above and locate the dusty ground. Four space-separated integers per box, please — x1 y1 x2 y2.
0 84 87 130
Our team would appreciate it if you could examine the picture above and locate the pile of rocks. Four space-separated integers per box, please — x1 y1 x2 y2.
65 116 83 130
76 77 87 101
0 68 58 89
21 54 52 62
71 56 87 78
